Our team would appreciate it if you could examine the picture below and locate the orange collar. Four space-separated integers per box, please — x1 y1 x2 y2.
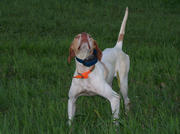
73 66 95 79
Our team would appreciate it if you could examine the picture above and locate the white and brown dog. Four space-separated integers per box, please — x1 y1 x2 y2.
68 7 130 125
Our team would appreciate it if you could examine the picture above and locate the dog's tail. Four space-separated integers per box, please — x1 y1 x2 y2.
115 7 128 49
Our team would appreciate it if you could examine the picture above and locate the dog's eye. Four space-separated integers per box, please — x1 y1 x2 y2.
78 45 81 50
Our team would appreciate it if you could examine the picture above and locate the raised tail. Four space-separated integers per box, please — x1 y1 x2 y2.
115 7 128 49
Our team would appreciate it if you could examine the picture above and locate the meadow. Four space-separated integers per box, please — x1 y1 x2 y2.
0 0 179 133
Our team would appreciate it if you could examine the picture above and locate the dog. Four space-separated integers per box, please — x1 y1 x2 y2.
67 7 130 125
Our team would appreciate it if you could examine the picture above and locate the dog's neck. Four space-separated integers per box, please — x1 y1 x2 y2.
75 60 93 74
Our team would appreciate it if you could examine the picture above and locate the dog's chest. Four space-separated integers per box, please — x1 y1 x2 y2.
79 79 93 90
76 79 98 96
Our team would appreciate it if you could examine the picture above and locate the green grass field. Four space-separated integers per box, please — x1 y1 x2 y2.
0 0 180 133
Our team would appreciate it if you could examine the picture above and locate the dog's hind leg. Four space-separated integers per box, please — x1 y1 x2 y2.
116 54 130 112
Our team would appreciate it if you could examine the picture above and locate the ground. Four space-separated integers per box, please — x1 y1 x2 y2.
0 0 179 133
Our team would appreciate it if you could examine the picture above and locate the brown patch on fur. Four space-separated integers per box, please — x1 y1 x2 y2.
93 40 102 61
68 37 80 63
68 43 75 63
118 34 124 42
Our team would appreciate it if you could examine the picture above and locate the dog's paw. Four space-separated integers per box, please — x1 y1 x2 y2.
68 119 72 126
125 99 131 114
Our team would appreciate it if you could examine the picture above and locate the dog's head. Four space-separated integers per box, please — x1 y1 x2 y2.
68 32 102 63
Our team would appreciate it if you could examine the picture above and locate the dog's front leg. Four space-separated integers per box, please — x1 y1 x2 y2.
68 84 80 126
93 81 120 123
68 96 76 126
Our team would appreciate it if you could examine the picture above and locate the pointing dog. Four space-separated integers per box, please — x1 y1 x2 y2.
68 7 130 125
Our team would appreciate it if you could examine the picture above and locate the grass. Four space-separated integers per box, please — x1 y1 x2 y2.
0 0 180 133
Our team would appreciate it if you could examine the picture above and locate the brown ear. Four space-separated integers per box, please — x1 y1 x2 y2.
68 43 75 64
94 40 102 61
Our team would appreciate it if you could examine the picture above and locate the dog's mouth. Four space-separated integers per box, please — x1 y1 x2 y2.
76 49 98 67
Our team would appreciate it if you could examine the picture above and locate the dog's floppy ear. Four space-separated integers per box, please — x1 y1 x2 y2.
68 43 75 64
93 40 102 61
